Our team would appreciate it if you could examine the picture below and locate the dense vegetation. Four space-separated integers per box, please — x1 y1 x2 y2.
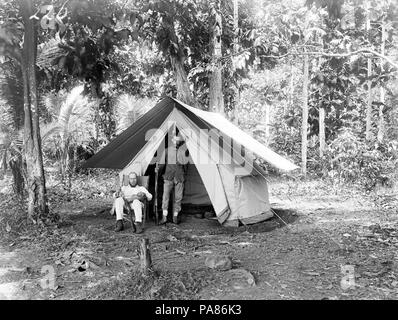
0 0 397 224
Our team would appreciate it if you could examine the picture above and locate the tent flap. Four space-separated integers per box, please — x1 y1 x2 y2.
172 98 299 172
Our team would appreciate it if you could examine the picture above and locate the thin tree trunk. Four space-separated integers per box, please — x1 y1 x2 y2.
302 55 309 177
378 19 386 143
287 64 294 117
209 4 225 115
21 0 49 222
317 56 326 158
319 107 325 157
265 103 270 146
365 1 373 141
232 0 239 124
91 85 100 152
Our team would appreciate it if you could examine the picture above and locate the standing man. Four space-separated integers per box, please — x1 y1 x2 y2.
113 172 152 233
159 134 188 225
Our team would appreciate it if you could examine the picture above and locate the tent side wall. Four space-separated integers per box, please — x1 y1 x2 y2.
174 108 272 225
218 164 273 227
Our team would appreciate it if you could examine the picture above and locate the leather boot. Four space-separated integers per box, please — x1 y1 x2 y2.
115 220 124 232
159 215 167 225
135 222 144 234
172 212 180 225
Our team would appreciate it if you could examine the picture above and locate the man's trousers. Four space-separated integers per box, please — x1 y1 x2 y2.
162 178 184 214
113 197 143 222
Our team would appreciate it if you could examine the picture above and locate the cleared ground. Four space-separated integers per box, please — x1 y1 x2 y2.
1 178 398 300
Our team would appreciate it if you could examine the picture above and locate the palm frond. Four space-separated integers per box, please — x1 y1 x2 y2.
41 85 97 151
114 94 154 134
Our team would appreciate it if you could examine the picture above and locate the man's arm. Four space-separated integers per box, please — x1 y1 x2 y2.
124 194 141 202
140 186 153 201
118 186 138 202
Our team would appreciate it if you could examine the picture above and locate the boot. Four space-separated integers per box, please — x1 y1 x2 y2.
131 221 136 233
115 220 124 232
172 212 180 225
159 215 168 225
135 222 144 234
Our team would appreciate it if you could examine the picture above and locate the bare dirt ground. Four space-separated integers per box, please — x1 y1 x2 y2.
1 178 398 300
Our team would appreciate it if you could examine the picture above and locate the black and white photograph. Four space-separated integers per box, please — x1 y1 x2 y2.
0 0 398 304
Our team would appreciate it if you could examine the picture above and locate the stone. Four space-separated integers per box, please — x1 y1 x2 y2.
205 255 233 271
225 268 256 290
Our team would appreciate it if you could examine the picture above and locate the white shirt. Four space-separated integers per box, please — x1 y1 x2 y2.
121 185 152 201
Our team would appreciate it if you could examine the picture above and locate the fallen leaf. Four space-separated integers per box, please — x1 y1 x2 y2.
218 240 231 245
167 235 178 242
234 242 254 247
302 271 321 276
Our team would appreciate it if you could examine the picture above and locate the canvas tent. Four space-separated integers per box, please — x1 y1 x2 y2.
83 97 298 226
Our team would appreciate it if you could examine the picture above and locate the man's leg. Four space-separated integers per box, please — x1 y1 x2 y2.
114 197 125 231
173 180 184 224
131 199 144 233
160 180 173 224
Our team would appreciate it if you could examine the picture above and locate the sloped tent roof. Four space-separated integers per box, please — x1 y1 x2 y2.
83 96 298 171
83 97 298 226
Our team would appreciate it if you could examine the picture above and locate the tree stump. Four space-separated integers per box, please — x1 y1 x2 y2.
139 238 153 274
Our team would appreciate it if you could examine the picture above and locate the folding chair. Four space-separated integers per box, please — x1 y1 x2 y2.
120 174 150 229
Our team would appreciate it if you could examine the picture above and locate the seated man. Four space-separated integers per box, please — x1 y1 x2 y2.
113 172 152 233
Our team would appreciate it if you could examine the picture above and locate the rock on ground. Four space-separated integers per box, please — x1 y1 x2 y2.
205 255 233 271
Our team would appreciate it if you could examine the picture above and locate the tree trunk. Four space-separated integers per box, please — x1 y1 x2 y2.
319 107 325 157
232 0 239 124
265 103 271 146
170 54 195 106
139 238 153 275
287 64 295 117
9 154 25 196
163 17 195 107
209 5 225 115
20 0 49 222
301 55 309 177
378 19 386 143
365 1 373 141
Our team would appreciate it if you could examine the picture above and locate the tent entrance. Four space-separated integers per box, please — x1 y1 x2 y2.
143 164 214 217
142 136 214 217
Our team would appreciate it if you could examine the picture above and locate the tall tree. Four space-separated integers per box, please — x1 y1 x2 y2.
208 2 225 114
0 59 25 196
302 54 309 177
319 106 326 157
136 0 198 106
20 0 49 221
161 15 196 106
317 56 326 158
365 0 373 141
232 0 240 123
378 17 386 142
